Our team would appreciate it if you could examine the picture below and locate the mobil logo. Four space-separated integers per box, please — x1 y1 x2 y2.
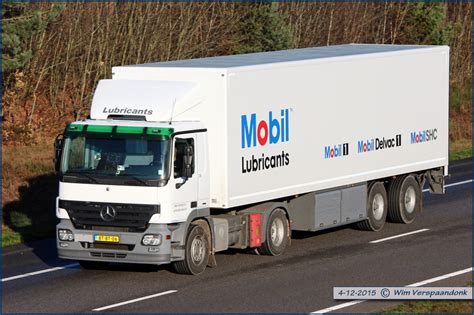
410 128 438 144
324 143 349 159
357 139 375 153
241 109 290 148
358 135 401 153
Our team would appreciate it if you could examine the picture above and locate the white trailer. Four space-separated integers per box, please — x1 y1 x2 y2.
55 44 449 274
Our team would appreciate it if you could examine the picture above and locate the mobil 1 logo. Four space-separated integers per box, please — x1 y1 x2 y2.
324 143 349 159
358 134 402 154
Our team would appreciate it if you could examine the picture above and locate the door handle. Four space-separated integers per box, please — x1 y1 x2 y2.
190 201 197 208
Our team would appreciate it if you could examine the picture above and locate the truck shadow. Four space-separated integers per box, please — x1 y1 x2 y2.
291 225 357 240
90 262 166 273
3 173 59 266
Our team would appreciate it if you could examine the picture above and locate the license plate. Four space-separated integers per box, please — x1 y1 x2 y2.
94 234 120 243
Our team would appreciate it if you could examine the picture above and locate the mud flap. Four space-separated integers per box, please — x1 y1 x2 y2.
207 253 217 268
416 174 426 212
427 168 445 194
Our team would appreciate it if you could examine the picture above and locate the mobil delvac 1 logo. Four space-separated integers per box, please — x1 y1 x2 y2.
410 128 438 144
358 134 402 153
240 108 290 174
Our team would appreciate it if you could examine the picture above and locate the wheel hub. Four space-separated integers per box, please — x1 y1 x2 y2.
190 235 205 264
404 186 416 213
372 193 384 220
270 217 285 247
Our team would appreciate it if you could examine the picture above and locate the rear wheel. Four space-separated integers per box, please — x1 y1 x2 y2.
257 209 289 256
388 175 421 224
357 182 388 231
173 224 209 275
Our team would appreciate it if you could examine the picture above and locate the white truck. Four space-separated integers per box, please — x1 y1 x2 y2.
55 44 449 274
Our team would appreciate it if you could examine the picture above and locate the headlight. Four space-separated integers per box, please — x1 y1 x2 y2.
142 234 162 246
58 229 74 241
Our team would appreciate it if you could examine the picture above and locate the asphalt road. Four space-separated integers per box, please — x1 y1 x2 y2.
2 159 472 313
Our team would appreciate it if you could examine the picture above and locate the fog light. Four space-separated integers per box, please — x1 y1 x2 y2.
58 229 74 241
142 234 162 246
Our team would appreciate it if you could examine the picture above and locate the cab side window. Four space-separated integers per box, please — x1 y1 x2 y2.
174 138 195 178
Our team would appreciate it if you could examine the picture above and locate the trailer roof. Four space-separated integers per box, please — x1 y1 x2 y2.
128 44 439 69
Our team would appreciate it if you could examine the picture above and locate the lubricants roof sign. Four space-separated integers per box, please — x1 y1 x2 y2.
90 79 196 122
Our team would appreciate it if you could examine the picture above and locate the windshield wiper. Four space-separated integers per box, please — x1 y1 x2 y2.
63 172 99 184
64 171 150 186
123 176 149 186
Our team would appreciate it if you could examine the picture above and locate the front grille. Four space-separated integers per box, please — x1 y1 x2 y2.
91 226 129 232
60 200 159 232
90 252 127 259
81 242 135 251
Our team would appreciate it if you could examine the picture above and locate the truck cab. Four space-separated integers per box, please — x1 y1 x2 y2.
56 119 210 268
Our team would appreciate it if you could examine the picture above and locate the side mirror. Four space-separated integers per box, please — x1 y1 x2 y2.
176 144 194 189
53 134 64 172
183 145 194 178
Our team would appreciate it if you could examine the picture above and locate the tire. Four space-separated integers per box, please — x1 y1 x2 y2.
357 182 388 231
257 209 290 256
388 175 421 224
173 224 209 275
79 260 108 270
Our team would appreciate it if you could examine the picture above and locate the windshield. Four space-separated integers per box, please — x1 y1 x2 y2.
61 129 170 186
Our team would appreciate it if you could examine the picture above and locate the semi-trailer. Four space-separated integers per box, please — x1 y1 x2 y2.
55 44 449 274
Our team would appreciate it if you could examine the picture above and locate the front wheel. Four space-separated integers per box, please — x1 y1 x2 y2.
257 209 290 256
173 224 209 275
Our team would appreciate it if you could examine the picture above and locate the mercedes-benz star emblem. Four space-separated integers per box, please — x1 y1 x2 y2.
100 205 116 222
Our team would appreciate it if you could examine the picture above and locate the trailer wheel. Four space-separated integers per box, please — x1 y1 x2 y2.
173 224 209 275
388 175 421 224
357 182 388 231
78 260 108 270
257 209 289 256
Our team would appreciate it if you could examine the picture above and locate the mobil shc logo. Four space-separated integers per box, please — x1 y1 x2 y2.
324 143 349 159
358 134 401 153
241 109 290 148
411 128 438 144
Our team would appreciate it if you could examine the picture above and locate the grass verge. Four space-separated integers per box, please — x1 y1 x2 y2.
449 139 472 161
2 225 23 248
2 143 57 247
381 300 472 313
382 282 473 313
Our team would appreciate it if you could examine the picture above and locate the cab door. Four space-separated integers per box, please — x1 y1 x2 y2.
170 135 199 222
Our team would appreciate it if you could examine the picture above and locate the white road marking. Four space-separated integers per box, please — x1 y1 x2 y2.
422 179 472 192
311 267 473 313
311 300 366 313
1 263 80 282
369 228 430 244
407 267 473 287
92 290 177 311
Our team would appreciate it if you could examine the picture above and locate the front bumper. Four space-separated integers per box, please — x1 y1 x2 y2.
56 220 173 265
